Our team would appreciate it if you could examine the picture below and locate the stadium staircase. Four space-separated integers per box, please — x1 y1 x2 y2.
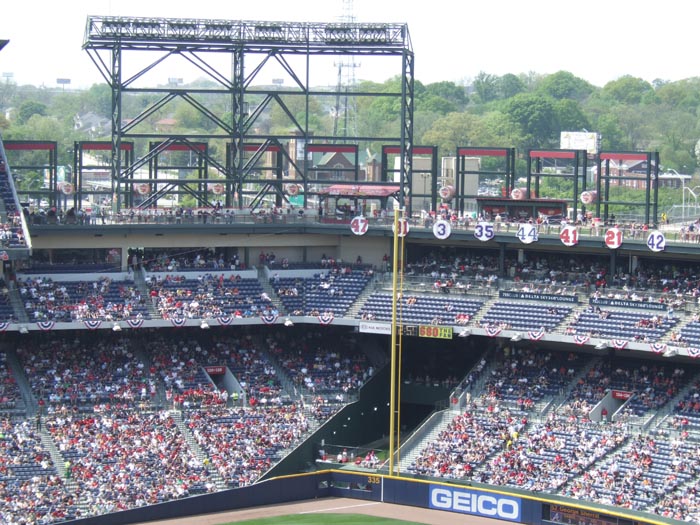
257 267 285 313
396 408 462 473
133 267 159 318
4 348 31 416
7 280 29 323
470 294 499 325
169 410 228 491
346 274 381 318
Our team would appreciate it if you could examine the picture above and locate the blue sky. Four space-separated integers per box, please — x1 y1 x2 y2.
0 0 696 89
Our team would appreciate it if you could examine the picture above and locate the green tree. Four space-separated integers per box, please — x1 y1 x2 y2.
554 99 591 133
497 74 526 99
503 93 558 149
537 71 594 101
17 100 48 125
472 72 499 103
601 76 654 105
421 112 486 153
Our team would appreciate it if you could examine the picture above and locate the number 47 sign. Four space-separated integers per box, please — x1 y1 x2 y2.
350 216 369 236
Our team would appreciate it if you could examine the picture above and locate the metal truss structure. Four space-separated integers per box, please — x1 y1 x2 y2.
82 16 414 211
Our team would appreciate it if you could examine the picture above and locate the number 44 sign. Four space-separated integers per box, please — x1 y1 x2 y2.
516 223 538 244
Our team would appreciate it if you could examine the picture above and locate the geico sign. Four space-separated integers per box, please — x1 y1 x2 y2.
429 486 521 521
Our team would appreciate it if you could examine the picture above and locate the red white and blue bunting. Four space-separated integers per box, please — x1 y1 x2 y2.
611 339 628 350
37 321 55 331
528 328 545 341
318 312 334 325
687 347 700 359
485 326 502 338
0 322 8 332
573 335 590 346
649 342 667 354
260 311 279 325
170 317 187 328
125 318 144 329
217 316 233 326
83 320 102 330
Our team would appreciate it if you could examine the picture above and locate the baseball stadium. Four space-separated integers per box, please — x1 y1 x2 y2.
0 13 699 525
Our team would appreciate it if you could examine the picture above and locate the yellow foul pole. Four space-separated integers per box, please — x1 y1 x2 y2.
388 209 401 476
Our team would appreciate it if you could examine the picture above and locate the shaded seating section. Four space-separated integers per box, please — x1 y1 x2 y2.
568 309 677 342
480 301 571 331
567 358 690 419
148 274 270 319
265 330 375 420
225 344 290 406
16 334 156 412
22 262 119 274
0 283 16 322
0 419 78 523
143 249 244 272
17 275 149 322
0 155 27 248
273 269 371 316
184 405 309 487
0 350 24 417
564 433 699 512
45 409 216 510
149 332 291 408
357 293 483 325
483 349 590 406
671 380 700 432
149 335 228 409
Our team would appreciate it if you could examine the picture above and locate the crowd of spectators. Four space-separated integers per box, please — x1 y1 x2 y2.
482 347 587 406
0 418 78 525
0 350 22 414
264 330 376 419
17 275 147 322
148 273 273 320
16 333 156 412
142 249 244 272
185 404 309 487
404 248 700 303
46 409 217 514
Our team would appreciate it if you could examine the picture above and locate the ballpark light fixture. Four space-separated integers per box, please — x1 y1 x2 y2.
663 347 679 358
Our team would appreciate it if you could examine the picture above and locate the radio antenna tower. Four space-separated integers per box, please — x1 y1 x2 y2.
332 0 360 139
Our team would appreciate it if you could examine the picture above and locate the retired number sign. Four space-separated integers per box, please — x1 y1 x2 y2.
516 223 538 244
646 230 666 252
604 227 623 249
350 216 369 236
474 222 495 242
433 219 452 240
559 224 579 247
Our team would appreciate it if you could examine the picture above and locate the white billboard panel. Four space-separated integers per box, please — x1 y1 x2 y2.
560 131 600 155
